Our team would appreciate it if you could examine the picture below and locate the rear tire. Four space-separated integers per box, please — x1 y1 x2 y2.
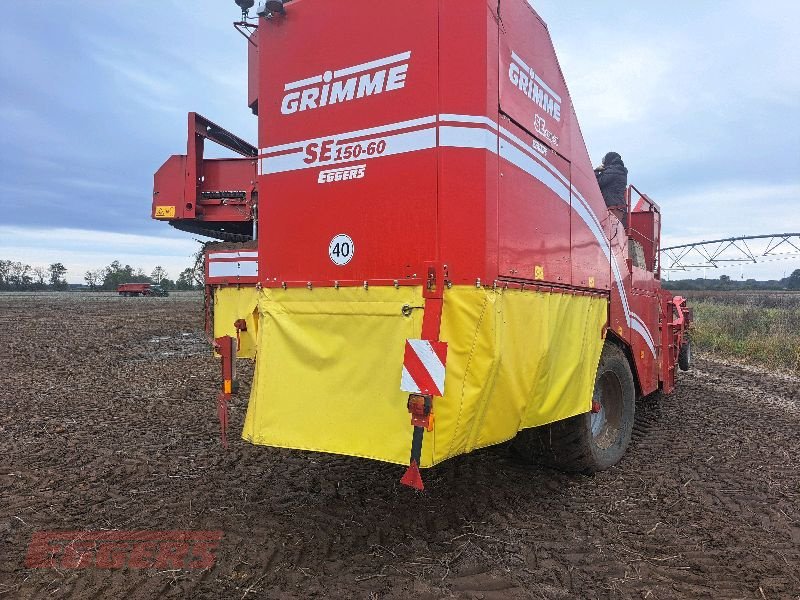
678 339 691 371
513 342 636 474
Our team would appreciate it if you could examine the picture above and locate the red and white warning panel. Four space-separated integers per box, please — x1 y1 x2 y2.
400 339 448 397
206 250 259 284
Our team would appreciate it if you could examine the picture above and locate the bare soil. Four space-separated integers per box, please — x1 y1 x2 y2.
1 294 799 599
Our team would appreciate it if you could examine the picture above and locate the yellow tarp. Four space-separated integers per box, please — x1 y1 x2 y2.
213 286 260 358
238 286 606 467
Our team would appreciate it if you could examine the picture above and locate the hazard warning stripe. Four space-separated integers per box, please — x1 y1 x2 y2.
400 339 447 397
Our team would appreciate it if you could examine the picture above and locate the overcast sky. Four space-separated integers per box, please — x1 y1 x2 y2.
1 0 798 282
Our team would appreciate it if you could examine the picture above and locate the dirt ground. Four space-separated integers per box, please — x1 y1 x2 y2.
1 293 798 599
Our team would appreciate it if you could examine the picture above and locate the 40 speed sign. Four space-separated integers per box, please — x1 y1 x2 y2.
328 234 355 266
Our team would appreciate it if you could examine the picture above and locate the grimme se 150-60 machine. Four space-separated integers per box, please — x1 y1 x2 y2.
152 0 692 490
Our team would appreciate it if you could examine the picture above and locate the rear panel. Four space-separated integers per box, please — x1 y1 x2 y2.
257 0 439 285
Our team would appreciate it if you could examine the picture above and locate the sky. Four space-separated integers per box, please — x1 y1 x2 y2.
0 0 798 283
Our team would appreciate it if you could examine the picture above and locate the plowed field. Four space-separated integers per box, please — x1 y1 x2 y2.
1 293 798 599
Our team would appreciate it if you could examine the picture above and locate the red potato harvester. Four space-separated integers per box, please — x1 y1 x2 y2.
152 0 692 490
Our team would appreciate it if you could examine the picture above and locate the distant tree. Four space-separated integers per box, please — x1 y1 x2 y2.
32 266 48 288
9 262 32 289
786 269 800 291
159 278 176 291
0 260 10 289
176 268 196 291
102 261 135 290
151 266 168 285
84 269 103 290
191 244 207 288
719 275 731 282
48 263 68 290
133 268 150 283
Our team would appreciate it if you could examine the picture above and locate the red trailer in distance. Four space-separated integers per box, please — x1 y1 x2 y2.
117 283 169 297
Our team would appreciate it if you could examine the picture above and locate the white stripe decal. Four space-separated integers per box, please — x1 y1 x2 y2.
511 51 533 75
407 339 446 392
631 317 656 357
209 251 259 260
261 115 436 156
439 126 497 153
284 75 323 92
533 74 562 105
499 139 570 203
334 51 412 79
440 114 499 130
262 127 436 175
208 261 259 278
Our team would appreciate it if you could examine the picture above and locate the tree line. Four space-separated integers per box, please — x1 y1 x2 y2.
0 259 204 292
0 261 68 291
663 269 800 291
83 261 202 291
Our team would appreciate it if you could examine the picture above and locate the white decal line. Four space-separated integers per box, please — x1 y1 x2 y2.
631 312 656 352
439 126 498 153
209 252 258 260
261 127 436 175
284 74 324 92
260 115 436 156
439 114 499 130
630 317 656 357
511 51 533 75
498 139 570 203
533 74 562 104
334 51 412 79
407 340 446 391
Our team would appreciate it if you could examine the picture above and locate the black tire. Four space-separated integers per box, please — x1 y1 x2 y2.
512 342 636 474
678 340 691 372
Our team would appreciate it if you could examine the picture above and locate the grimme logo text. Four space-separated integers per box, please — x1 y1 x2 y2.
508 50 562 122
281 51 411 115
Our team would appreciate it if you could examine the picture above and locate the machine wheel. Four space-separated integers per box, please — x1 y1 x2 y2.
678 339 692 372
513 342 636 474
